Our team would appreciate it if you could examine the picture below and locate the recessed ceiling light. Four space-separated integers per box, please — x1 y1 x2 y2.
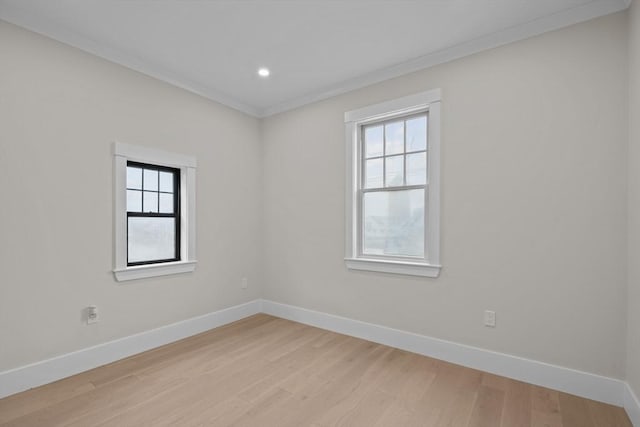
258 67 270 77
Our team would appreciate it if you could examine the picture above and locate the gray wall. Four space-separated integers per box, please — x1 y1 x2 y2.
262 12 629 379
0 21 263 372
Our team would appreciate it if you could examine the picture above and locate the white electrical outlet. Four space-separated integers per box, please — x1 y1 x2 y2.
484 310 496 328
241 277 248 289
87 306 98 324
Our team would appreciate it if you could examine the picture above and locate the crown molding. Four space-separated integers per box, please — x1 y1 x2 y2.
0 0 631 119
259 0 630 117
0 12 261 118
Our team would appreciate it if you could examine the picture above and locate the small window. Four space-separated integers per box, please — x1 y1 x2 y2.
113 143 197 282
126 162 180 266
345 89 441 277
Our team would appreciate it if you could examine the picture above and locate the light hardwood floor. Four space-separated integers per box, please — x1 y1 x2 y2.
0 314 632 426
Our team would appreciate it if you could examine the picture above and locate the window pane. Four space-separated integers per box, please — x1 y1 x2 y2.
363 189 424 257
365 158 383 188
385 121 404 155
128 217 176 263
159 193 174 213
406 116 427 152
406 152 427 185
143 169 158 191
364 126 383 158
159 171 174 193
127 167 142 190
143 191 159 213
364 126 384 158
385 155 404 187
127 190 142 212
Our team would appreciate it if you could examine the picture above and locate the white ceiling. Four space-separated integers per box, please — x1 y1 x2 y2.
0 0 630 117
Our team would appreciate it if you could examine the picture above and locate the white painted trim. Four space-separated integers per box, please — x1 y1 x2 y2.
185 166 197 262
625 383 640 427
344 122 357 260
114 260 197 281
261 299 626 407
0 300 261 399
113 154 127 271
113 142 197 168
427 101 442 268
345 258 441 278
261 0 630 117
344 89 442 123
113 142 197 282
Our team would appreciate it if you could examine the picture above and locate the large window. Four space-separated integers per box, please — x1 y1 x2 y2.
345 89 441 277
113 143 197 281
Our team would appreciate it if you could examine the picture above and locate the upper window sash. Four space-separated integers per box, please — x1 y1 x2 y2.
360 112 428 191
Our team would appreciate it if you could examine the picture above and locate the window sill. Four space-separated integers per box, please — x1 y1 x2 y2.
114 260 197 282
345 258 441 278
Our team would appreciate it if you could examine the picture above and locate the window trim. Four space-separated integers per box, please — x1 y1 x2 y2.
344 89 441 278
113 142 197 282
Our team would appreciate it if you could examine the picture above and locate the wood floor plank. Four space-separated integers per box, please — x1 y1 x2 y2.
467 385 506 427
0 373 95 424
308 346 398 426
237 333 343 403
500 379 532 427
558 392 597 427
87 313 277 388
434 366 483 427
374 400 414 426
0 314 631 427
405 361 469 426
586 398 633 427
3 375 145 427
226 386 293 427
278 344 390 427
330 387 395 427
203 397 253 426
531 386 563 427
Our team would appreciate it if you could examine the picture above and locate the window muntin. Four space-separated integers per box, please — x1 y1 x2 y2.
126 161 180 266
360 113 428 259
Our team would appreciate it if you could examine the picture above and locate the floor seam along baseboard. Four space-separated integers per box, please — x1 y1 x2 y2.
0 298 637 426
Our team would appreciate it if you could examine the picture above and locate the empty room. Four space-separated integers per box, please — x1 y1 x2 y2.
1 0 639 425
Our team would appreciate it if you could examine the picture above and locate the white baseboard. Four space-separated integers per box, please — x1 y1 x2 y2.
0 296 633 422
0 299 261 400
626 383 640 427
261 299 626 408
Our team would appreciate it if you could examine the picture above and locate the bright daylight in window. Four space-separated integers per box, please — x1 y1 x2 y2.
113 143 197 282
345 89 441 277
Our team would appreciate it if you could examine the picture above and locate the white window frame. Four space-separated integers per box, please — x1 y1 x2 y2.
344 89 441 277
113 142 197 281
